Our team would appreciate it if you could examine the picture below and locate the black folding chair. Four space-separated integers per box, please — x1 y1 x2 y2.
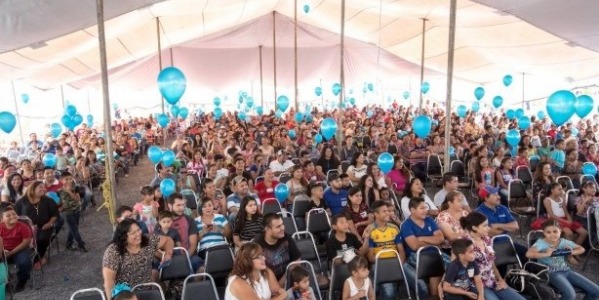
70 288 106 300
328 256 351 300
182 273 219 300
373 250 411 299
415 246 445 300
133 282 165 300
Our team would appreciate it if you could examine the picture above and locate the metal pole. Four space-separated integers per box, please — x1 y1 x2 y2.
169 48 174 66
337 0 346 157
156 17 166 147
259 46 264 107
443 0 457 172
294 0 299 111
60 84 66 108
96 0 119 215
9 81 25 146
273 12 278 111
522 72 525 109
87 88 92 115
376 0 383 107
419 18 428 110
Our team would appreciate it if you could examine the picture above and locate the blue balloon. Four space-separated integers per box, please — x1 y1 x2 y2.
255 106 264 116
275 110 283 119
157 113 169 128
294 112 303 123
518 116 531 130
43 153 57 168
238 111 247 121
86 114 93 123
61 114 73 130
412 115 432 138
157 67 187 105
349 97 356 105
274 183 289 203
547 90 576 126
506 129 521 147
471 102 480 113
320 117 337 140
575 95 594 118
213 97 221 106
303 4 310 13
506 109 515 120
314 87 322 97
160 178 176 197
162 150 176 167
170 105 180 117
112 102 118 109
474 87 485 101
421 82 430 94
178 107 189 120
246 97 254 108
21 94 29 104
277 95 290 111
457 105 468 118
367 110 374 118
503 74 513 87
47 192 60 204
288 129 296 139
515 108 525 119
367 83 374 92
147 146 163 164
305 114 313 123
377 152 394 174
492 96 503 108
402 91 410 100
72 114 83 126
214 107 223 120
537 111 545 119
0 112 16 134
582 162 597 176
50 123 62 138
332 83 342 96
65 105 77 117
314 134 323 144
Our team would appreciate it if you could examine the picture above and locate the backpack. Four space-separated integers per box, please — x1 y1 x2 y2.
504 262 557 300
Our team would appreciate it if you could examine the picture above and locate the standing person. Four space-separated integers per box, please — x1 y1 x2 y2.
526 219 599 300
59 171 87 252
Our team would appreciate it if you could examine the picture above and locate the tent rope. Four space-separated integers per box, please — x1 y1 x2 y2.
96 161 116 225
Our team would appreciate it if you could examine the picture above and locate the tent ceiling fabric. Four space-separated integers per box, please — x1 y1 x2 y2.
1 0 598 90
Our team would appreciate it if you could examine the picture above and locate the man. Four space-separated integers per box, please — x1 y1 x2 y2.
269 150 295 176
433 172 471 211
150 162 177 188
366 200 425 300
254 213 301 286
167 193 202 272
323 173 349 215
27 133 43 150
226 176 260 222
227 156 254 192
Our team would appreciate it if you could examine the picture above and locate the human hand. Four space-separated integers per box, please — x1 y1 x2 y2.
356 289 367 298
495 279 507 290
41 222 54 231
545 247 555 257
465 291 478 299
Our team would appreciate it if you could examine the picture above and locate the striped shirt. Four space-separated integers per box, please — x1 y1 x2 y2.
195 214 228 251
233 217 264 242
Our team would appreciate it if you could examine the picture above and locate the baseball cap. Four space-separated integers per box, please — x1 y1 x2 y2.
478 185 500 199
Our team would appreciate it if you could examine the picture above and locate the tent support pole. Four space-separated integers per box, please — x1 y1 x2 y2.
87 88 92 116
272 12 278 111
443 0 457 172
259 46 264 107
96 0 119 221
338 0 346 157
419 18 428 110
170 48 174 66
522 72 525 109
294 0 299 111
60 85 66 109
10 81 25 146
376 0 383 107
156 17 166 147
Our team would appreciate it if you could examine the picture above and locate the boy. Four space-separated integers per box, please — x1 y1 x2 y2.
0 205 33 292
59 171 87 252
442 239 483 300
306 183 331 215
286 267 317 300
154 211 181 247
549 139 565 173
55 146 69 172
339 174 352 191
325 214 367 262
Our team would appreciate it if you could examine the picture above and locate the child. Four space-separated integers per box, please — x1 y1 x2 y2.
514 147 529 169
526 219 599 300
325 214 367 263
286 266 317 300
542 183 587 247
232 196 263 249
549 139 565 173
55 146 69 172
386 202 402 227
133 185 159 233
59 171 87 252
112 283 138 300
342 256 375 300
379 187 391 202
306 183 331 215
0 205 32 292
154 211 181 247
442 239 483 300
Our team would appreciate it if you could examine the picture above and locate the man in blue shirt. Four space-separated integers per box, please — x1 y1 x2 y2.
323 173 348 215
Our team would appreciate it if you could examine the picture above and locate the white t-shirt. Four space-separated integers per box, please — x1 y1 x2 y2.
433 188 469 208
401 194 438 220
225 275 271 300
347 165 367 179
269 160 295 173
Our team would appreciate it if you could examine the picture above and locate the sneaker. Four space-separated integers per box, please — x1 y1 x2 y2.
78 245 88 253
67 244 77 251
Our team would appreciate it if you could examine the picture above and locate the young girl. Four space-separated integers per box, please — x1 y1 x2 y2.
526 219 599 300
474 156 495 190
133 185 159 233
541 183 587 247
342 256 375 300
495 157 515 205
574 180 599 226
232 196 263 249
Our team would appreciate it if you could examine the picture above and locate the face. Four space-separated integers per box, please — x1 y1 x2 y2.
551 185 563 195
479 157 489 168
295 277 311 291
293 168 303 179
159 217 173 230
411 179 423 195
583 183 597 195
542 164 551 176
169 198 186 216
10 176 22 187
354 267 370 279
266 218 285 239
380 189 390 199
251 250 267 270
460 245 476 262
245 200 258 215
410 202 429 219
374 205 390 222
264 169 274 180
126 223 143 246
349 192 363 205
325 148 333 158
311 186 324 199
2 210 18 226
543 224 561 243
44 170 55 182
330 178 342 189
446 176 459 191
450 194 464 209
473 220 490 236
235 160 245 170
236 180 249 195
333 217 350 232
34 184 46 197
356 154 364 164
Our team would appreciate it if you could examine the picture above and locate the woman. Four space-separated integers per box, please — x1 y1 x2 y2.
225 242 287 300
254 169 279 201
1 173 24 204
344 187 372 239
435 191 469 255
574 180 599 226
532 162 555 202
385 156 410 197
195 198 231 256
491 147 505 169
18 159 35 187
202 178 227 216
562 149 583 189
460 212 527 300
315 145 340 180
427 135 445 159
187 149 206 178
346 152 367 185
400 178 439 220
259 137 275 158
302 161 324 183
286 165 308 208
14 181 59 267
102 218 174 299
232 196 263 249
358 174 379 208
367 163 387 189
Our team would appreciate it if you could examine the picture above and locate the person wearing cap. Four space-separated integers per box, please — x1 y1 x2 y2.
268 150 294 176
323 173 349 215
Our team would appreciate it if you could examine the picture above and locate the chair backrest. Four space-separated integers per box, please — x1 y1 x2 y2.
292 231 322 271
17 216 37 250
529 156 540 172
326 170 339 182
450 160 465 177
292 197 311 218
182 273 219 300
279 172 291 184
205 244 235 281
516 166 532 185
133 283 165 300
587 206 598 248
160 247 193 281
70 288 106 300
306 208 331 234
328 256 351 300
279 211 298 236
427 155 442 174
180 189 198 211
580 174 598 186
491 235 522 269
566 189 579 215
415 246 445 281
340 161 351 174
373 250 411 299
556 176 574 191
508 179 527 198
261 198 282 215
527 230 544 248
286 261 323 300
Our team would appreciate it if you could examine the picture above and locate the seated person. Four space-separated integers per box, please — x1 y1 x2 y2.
115 205 149 235
0 205 33 292
442 239 483 300
326 214 367 262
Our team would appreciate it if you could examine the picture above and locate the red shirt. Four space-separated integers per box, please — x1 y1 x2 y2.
0 222 32 251
254 180 279 200
45 180 63 193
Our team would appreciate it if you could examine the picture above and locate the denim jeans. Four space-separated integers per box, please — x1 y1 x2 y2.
549 270 599 300
10 248 32 284
66 212 85 247
483 286 527 300
54 212 65 235
374 262 428 300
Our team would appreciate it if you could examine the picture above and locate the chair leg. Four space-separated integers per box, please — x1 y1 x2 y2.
582 249 593 272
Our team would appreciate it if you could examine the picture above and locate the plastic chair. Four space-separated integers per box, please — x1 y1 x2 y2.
292 231 324 274
306 208 331 237
426 154 443 186
516 166 533 189
182 273 219 300
582 206 599 276
204 244 235 289
261 198 282 215
278 172 292 184
491 235 522 270
415 246 445 300
279 211 298 236
507 179 535 237
180 189 198 211
285 261 324 300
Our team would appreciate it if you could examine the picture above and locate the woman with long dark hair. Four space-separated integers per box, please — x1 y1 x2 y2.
1 173 24 204
315 145 340 179
400 177 439 220
232 196 263 250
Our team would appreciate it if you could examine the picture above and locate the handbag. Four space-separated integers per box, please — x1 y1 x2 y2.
504 262 557 300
